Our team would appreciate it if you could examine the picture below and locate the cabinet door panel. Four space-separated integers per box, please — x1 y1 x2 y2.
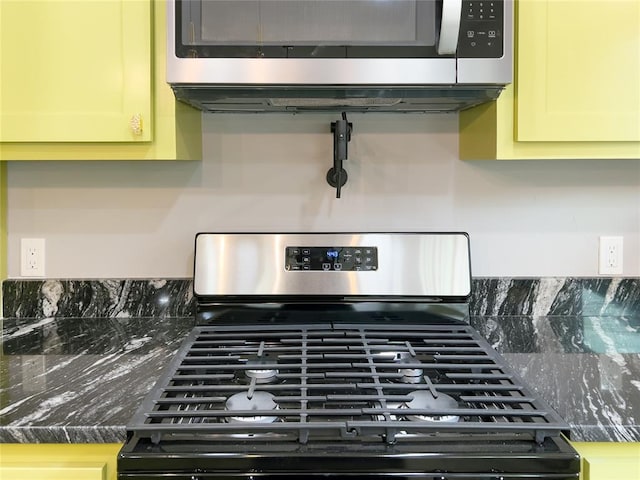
0 444 121 480
0 0 151 142
2 463 107 480
572 442 640 480
517 0 640 142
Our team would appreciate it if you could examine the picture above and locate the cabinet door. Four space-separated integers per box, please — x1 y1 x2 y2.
0 444 122 480
517 0 640 142
0 0 151 142
572 442 640 480
2 463 107 480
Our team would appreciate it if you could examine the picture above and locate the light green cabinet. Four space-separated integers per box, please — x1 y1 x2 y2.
572 442 640 480
1 0 152 143
0 443 122 480
460 0 640 159
0 0 201 160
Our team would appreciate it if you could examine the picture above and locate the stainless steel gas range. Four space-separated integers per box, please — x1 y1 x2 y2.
118 232 580 479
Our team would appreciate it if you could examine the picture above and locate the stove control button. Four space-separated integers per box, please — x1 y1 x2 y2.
334 263 342 270
322 263 331 270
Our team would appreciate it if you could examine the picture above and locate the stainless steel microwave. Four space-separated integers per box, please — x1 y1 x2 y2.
166 0 513 113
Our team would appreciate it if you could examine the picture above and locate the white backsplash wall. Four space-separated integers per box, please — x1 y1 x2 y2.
7 113 640 278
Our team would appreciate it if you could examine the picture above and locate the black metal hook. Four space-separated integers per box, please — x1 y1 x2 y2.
326 112 352 198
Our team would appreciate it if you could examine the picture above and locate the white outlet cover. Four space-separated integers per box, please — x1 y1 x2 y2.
599 236 623 275
20 238 46 277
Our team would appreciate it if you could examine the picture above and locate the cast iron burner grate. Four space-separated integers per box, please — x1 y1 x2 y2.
127 323 569 446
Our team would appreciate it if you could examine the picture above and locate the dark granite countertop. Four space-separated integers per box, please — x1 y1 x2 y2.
1 315 639 443
0 316 195 443
470 315 640 442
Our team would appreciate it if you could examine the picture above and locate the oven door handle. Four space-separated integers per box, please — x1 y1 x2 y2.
437 0 463 55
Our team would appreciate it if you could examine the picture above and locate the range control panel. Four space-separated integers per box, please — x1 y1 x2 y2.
458 0 504 58
285 246 378 271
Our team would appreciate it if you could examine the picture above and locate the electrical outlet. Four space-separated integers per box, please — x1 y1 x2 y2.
21 238 46 277
599 236 623 275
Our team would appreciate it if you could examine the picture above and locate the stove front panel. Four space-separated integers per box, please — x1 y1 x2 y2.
118 438 580 479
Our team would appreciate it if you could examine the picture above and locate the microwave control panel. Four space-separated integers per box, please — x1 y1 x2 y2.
458 0 504 58
285 247 378 271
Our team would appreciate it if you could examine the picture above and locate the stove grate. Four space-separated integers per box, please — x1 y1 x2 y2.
127 323 569 446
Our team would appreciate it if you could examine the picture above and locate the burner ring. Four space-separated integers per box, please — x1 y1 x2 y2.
398 367 423 378
225 391 279 423
394 352 424 382
398 366 424 384
402 390 460 423
244 358 279 382
245 368 279 380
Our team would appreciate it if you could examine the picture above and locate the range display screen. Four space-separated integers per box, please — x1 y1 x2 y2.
285 246 378 271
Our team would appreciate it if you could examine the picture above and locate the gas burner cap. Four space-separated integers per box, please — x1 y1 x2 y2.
225 391 279 424
402 390 460 423
245 368 279 381
245 359 279 382
395 353 424 382
400 373 423 384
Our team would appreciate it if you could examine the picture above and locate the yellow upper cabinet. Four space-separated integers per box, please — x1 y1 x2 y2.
460 0 640 159
517 0 640 142
0 0 202 160
1 0 151 142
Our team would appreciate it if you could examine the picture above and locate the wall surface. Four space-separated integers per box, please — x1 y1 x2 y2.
6 113 640 278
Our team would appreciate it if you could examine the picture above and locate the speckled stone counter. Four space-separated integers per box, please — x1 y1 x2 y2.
0 316 195 442
2 313 639 443
470 315 640 442
2 277 639 443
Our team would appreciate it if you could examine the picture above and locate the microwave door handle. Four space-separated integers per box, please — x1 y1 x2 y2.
437 0 463 55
